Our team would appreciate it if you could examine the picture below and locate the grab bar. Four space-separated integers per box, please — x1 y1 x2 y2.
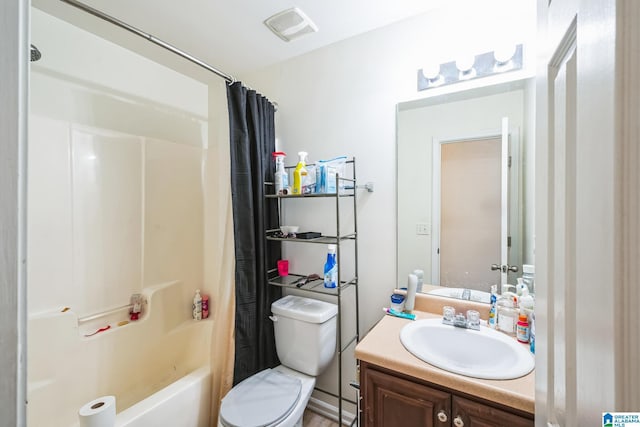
78 303 133 324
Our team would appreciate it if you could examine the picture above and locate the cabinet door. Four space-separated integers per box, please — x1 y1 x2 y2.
362 366 450 427
452 396 533 427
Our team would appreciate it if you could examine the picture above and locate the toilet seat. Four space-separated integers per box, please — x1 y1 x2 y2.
220 369 302 427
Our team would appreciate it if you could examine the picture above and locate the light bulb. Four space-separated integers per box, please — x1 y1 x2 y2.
421 63 441 81
494 44 517 64
455 55 475 73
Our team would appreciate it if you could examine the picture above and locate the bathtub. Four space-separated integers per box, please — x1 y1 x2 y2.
115 366 211 427
28 281 215 427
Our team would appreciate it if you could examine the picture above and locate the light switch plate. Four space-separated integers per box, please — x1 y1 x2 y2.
416 223 430 235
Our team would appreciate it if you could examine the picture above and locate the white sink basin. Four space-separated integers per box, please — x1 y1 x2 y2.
428 287 491 304
400 318 534 380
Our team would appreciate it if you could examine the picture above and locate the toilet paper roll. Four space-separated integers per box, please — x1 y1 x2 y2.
78 395 116 427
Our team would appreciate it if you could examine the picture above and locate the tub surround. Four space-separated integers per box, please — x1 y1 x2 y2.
28 280 214 427
355 303 534 415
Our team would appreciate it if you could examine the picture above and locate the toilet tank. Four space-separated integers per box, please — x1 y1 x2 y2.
271 295 338 376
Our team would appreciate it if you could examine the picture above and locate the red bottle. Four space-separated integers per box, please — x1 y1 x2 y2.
202 295 209 319
516 313 530 343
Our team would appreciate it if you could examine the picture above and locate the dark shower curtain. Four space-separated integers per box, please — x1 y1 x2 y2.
227 82 282 385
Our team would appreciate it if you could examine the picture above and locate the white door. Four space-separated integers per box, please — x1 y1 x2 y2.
537 0 640 425
433 118 511 289
439 136 501 287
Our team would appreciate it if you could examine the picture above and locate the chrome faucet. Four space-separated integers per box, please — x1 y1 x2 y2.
442 307 481 331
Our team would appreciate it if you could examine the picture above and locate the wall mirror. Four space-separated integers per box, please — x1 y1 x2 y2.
396 79 535 303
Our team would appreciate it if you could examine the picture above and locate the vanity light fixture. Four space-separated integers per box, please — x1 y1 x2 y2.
417 44 523 91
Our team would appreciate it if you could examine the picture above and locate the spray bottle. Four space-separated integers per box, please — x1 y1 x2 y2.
273 152 288 195
292 151 308 195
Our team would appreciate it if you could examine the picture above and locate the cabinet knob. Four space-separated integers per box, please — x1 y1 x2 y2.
453 416 465 427
437 410 448 423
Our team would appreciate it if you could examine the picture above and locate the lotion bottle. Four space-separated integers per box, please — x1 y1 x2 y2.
412 269 424 291
404 273 418 312
193 289 202 320
519 287 535 312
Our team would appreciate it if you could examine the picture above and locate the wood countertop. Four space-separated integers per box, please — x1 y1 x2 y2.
355 310 535 414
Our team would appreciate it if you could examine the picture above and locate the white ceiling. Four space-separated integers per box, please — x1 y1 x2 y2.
73 0 447 77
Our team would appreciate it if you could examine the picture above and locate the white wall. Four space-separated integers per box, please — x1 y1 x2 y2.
246 0 535 333
244 1 536 414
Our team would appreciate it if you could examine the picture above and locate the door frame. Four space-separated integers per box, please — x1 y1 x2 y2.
0 0 29 425
431 127 521 286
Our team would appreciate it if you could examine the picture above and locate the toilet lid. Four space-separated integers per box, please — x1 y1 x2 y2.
220 369 302 427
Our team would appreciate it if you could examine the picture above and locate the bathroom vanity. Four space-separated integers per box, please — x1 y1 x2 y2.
355 310 534 427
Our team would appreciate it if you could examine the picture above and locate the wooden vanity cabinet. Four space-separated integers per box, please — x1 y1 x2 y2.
361 362 533 427
362 365 450 426
451 396 533 427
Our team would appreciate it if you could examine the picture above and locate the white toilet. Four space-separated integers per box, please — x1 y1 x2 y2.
219 295 338 427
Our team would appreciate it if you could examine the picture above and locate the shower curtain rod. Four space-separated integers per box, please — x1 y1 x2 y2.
59 0 236 84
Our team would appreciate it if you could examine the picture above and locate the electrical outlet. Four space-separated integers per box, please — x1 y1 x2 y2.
416 223 430 235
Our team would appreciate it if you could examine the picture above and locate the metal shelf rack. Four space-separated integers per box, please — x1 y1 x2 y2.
265 158 360 427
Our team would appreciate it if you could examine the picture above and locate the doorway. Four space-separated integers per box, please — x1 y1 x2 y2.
431 118 520 290
439 137 502 288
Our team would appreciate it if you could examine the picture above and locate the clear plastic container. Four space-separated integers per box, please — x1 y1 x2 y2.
497 296 517 335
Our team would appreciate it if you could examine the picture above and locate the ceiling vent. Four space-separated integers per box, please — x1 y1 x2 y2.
264 7 318 42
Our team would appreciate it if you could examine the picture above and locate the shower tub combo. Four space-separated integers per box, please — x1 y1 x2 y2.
27 281 214 427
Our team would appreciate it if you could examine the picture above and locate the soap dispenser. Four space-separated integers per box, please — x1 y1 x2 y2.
519 287 535 313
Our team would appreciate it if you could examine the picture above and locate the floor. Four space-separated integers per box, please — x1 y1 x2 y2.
303 409 340 427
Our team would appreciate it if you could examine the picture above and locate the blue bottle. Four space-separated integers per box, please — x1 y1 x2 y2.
529 312 536 354
323 245 337 288
488 285 498 329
